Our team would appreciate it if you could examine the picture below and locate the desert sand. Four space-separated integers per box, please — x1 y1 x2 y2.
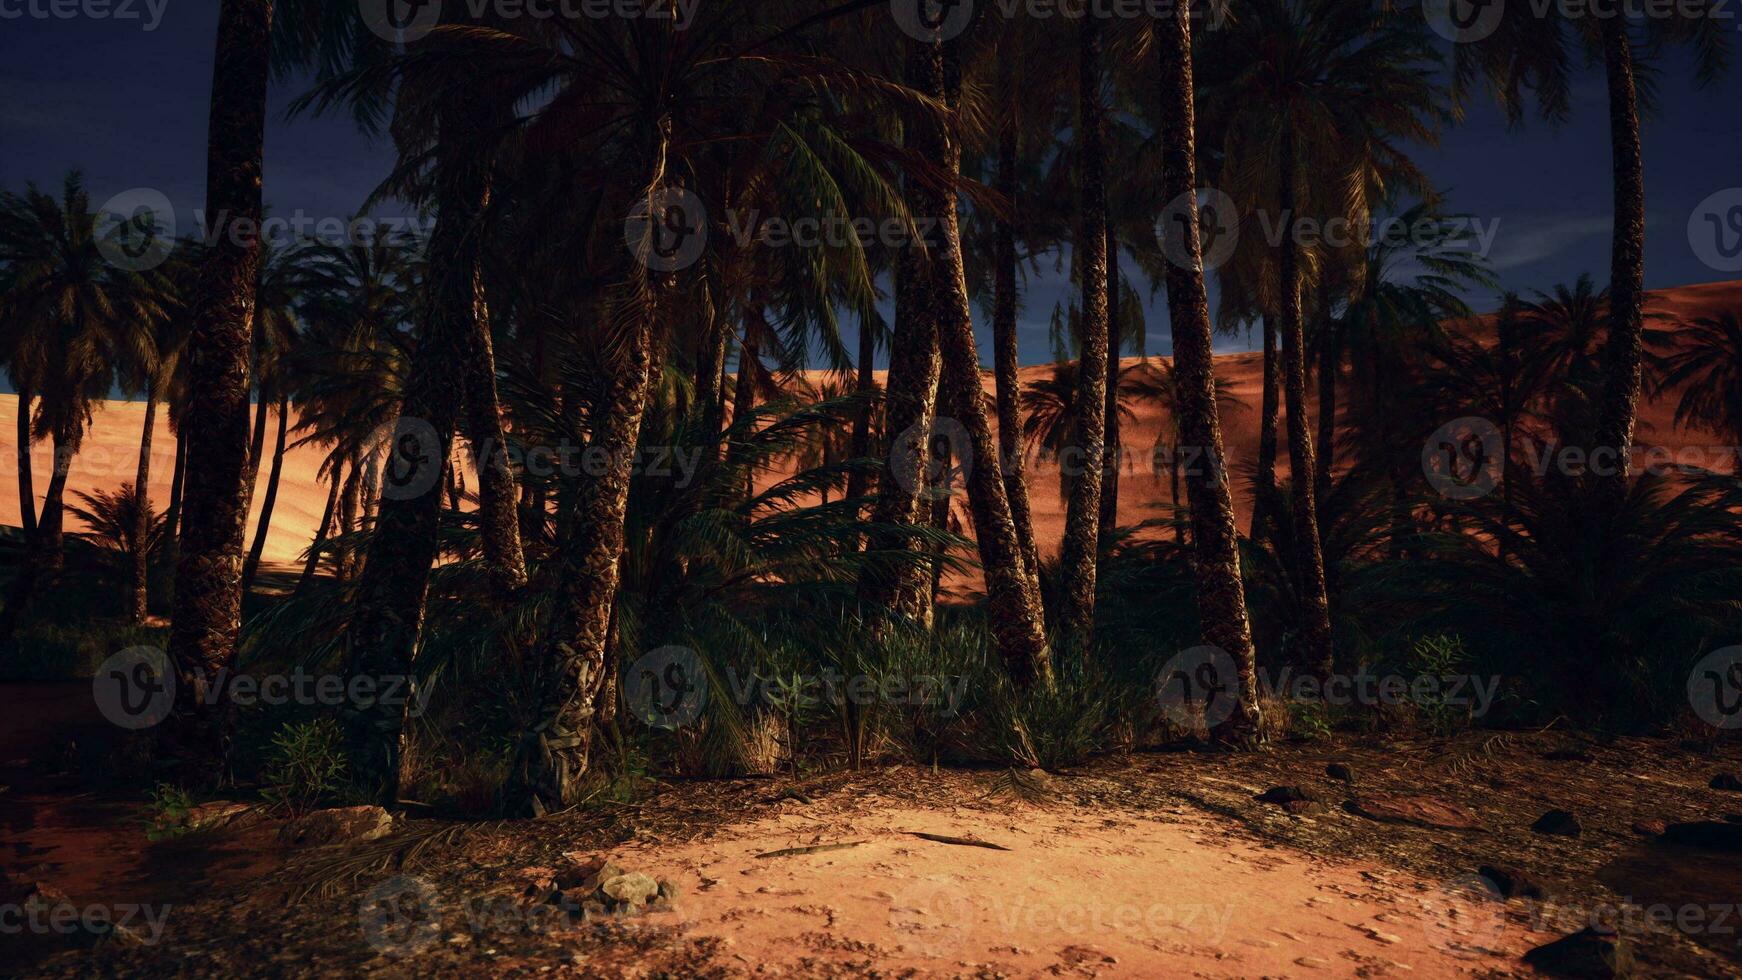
3 280 1738 573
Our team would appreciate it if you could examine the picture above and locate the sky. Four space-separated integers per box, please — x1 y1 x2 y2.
3 3 1740 369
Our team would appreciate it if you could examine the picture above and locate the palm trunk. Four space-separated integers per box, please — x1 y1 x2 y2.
165 0 274 761
338 459 362 579
1314 307 1339 520
991 77 1042 583
454 229 528 602
164 431 186 544
1593 17 1645 503
238 386 270 523
1058 15 1110 646
1251 318 1280 540
15 386 35 539
1099 218 1121 554
0 431 71 640
1154 2 1263 742
516 271 662 815
130 384 158 623
1276 138 1335 679
241 392 288 593
295 464 341 596
844 311 877 523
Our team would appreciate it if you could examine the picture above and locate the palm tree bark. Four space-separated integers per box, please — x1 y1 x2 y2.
991 69 1042 584
239 386 270 522
454 243 528 602
516 281 662 815
340 90 500 799
295 463 341 596
15 386 35 539
1251 317 1280 540
844 310 878 522
1154 1 1263 742
1314 305 1339 518
165 0 273 760
1276 138 1335 678
1058 15 1110 646
0 431 69 640
1593 17 1645 503
130 383 158 623
241 392 288 593
164 430 186 543
1098 218 1121 554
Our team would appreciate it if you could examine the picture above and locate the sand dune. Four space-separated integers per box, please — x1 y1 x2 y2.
3 280 1739 573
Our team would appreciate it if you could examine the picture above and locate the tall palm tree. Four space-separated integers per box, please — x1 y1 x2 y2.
1656 311 1742 450
1450 2 1730 502
1056 14 1111 648
1199 0 1449 676
1149 0 1265 741
165 0 275 761
0 174 166 635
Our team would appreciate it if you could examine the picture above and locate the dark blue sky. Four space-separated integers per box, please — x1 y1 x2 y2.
3 5 1739 365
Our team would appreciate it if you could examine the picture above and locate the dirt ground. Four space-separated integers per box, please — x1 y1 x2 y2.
9 728 1742 978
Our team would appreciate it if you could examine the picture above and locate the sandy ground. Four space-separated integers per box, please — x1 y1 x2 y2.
3 279 1739 573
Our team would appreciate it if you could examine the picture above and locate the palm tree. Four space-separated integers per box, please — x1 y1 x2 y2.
1199 0 1450 676
66 483 167 587
162 0 276 764
0 174 167 636
1149 0 1264 742
1056 13 1111 647
1656 311 1742 450
1450 0 1731 503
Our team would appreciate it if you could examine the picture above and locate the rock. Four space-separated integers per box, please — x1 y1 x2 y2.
1631 819 1666 837
276 805 394 846
1522 927 1632 978
655 878 680 903
1542 748 1594 762
22 884 148 947
1347 794 1482 831
557 854 610 890
1256 785 1324 805
1478 864 1550 900
1532 809 1582 837
1284 799 1327 816
1325 762 1354 784
1660 821 1742 852
600 872 660 906
1711 773 1742 792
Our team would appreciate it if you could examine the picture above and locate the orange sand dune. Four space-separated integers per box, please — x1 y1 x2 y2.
3 280 1739 573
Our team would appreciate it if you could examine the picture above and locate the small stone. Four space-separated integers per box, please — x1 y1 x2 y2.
1295 956 1332 968
1284 799 1327 816
1713 773 1742 792
1362 927 1403 944
1348 794 1482 831
601 872 660 906
655 878 680 903
1523 927 1631 978
1542 748 1594 762
1256 785 1324 805
1532 809 1582 837
1326 762 1355 783
1631 819 1666 837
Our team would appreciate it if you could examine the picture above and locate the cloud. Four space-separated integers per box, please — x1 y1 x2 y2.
1486 214 1613 272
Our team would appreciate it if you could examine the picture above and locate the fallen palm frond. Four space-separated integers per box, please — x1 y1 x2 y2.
285 820 495 903
908 831 1010 851
754 841 864 859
